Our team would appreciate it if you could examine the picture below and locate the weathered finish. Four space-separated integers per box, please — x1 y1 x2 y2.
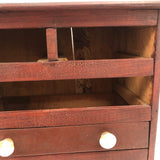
0 58 153 82
1 1 160 11
148 11 160 160
0 105 151 129
0 122 149 157
46 28 58 61
0 2 159 160
0 149 148 160
0 10 157 29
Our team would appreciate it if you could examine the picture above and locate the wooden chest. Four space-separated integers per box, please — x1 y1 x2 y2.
0 1 159 160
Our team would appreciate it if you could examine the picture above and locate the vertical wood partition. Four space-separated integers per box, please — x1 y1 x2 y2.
46 28 58 61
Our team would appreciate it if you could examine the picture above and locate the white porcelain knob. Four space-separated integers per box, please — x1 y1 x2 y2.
0 138 14 157
99 132 117 149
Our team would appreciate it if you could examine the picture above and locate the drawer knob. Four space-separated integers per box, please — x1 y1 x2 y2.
0 138 14 157
99 132 117 149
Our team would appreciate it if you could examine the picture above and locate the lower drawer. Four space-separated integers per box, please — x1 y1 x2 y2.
0 122 149 157
1 150 148 160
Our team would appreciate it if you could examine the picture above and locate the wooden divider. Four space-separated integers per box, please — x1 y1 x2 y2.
46 28 58 61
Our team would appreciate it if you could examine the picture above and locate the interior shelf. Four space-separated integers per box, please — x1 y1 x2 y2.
2 92 127 111
0 79 151 112
0 76 152 129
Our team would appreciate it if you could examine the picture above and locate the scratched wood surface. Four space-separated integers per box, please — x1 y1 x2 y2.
0 59 153 82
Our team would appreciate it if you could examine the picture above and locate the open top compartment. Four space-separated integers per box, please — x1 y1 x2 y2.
0 26 155 61
0 26 154 128
0 27 154 82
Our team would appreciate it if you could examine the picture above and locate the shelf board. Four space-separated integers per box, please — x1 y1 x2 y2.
0 58 153 82
0 92 151 129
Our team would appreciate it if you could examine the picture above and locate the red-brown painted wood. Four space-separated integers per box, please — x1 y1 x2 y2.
0 58 153 82
0 10 157 29
0 122 149 157
148 11 160 160
46 28 58 61
0 105 151 129
2 149 148 160
1 1 160 10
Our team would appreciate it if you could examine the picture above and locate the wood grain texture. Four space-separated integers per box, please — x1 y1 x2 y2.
116 27 156 58
117 76 153 105
0 105 151 129
148 11 160 160
0 58 153 82
46 28 58 61
1 149 148 160
0 10 157 29
0 80 76 97
0 29 47 62
2 93 126 111
0 122 149 157
114 83 146 105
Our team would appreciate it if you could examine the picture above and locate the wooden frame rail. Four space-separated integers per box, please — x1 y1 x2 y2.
0 105 151 129
0 58 153 82
0 10 157 29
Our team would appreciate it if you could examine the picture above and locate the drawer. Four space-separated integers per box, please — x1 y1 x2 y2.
0 122 149 157
0 149 148 160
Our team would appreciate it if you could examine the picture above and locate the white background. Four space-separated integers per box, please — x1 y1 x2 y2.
0 0 160 160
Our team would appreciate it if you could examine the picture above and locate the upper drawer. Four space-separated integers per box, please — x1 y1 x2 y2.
0 122 149 157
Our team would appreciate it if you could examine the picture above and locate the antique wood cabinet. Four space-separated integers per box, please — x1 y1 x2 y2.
0 1 160 160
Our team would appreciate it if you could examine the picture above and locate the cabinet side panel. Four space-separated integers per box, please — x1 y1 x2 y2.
148 10 160 160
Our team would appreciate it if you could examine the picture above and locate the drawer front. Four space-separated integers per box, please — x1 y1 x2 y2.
0 149 148 160
0 122 149 157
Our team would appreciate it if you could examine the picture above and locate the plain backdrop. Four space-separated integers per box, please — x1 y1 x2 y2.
0 0 160 160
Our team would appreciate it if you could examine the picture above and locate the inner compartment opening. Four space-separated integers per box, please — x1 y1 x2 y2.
0 76 153 111
0 26 156 62
0 26 155 111
58 27 155 60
